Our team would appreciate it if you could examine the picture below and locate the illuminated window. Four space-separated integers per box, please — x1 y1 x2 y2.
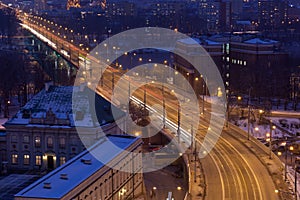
12 154 18 164
35 155 42 166
60 156 66 166
34 136 41 147
24 154 30 165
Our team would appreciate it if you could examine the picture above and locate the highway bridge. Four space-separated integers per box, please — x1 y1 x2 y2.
0 3 294 199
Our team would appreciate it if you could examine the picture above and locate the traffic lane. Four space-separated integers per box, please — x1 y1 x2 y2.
196 119 267 200
200 135 258 200
222 129 280 200
200 151 224 200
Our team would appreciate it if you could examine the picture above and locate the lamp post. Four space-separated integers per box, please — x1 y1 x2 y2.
268 121 276 159
177 103 181 144
295 162 298 200
290 146 298 200
162 83 166 129
285 140 288 181
247 88 252 140
266 131 271 159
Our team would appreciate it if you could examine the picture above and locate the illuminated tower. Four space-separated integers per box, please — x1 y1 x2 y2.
66 0 81 10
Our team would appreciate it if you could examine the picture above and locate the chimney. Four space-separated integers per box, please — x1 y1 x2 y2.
60 173 68 180
43 182 51 189
81 159 92 165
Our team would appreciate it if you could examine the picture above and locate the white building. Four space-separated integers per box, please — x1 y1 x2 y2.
15 135 144 200
4 85 126 171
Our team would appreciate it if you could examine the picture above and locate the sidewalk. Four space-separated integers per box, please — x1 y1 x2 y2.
286 166 300 199
185 148 205 200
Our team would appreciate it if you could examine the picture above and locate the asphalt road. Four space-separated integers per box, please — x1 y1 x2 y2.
200 129 278 200
18 19 286 200
97 70 282 200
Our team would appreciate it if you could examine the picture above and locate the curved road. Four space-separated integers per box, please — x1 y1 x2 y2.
19 16 286 200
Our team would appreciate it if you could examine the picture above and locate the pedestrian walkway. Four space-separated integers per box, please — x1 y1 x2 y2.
184 148 205 200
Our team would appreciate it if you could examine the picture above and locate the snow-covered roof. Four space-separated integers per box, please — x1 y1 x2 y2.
236 20 251 25
244 38 278 45
177 38 200 45
5 86 124 128
15 135 140 199
203 39 221 45
177 38 221 46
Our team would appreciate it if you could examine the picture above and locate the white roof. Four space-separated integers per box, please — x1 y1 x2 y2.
5 86 124 127
177 38 200 45
244 38 278 45
15 135 139 199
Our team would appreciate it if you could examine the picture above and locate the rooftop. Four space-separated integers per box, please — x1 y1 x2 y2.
15 135 140 199
5 85 124 127
244 38 279 45
177 37 221 46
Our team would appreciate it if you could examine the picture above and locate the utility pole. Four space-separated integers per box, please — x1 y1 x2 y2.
295 163 298 200
177 104 181 143
143 84 146 111
194 133 197 183
126 81 131 134
269 120 273 159
191 124 194 150
112 71 114 90
247 88 251 140
284 136 288 181
202 76 205 114
226 92 230 128
162 84 166 129
100 67 103 87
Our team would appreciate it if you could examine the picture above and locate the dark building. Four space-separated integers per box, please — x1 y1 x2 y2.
173 37 227 96
290 73 300 108
229 38 289 97
219 0 232 32
258 0 288 31
173 35 290 99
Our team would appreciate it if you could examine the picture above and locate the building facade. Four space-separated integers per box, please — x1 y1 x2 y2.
3 85 125 172
229 38 289 97
173 35 290 98
15 135 144 200
173 37 227 96
258 0 288 31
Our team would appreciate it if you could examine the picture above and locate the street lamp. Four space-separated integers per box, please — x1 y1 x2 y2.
266 132 271 158
289 146 298 200
247 88 252 140
268 121 276 159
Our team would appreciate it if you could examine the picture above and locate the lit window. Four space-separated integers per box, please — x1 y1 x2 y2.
47 137 53 148
24 154 30 165
244 61 247 66
34 136 41 147
60 156 66 166
35 155 42 166
12 154 18 164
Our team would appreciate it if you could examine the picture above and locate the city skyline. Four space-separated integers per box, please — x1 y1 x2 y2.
0 0 300 200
